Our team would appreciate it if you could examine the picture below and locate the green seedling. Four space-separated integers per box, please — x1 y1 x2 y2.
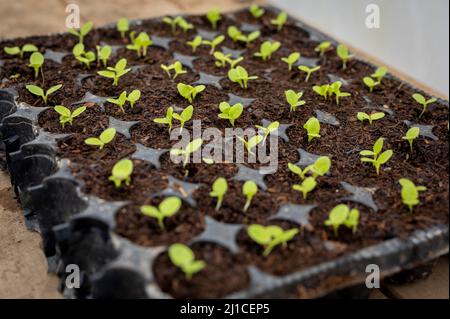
210 177 228 210
141 196 182 230
187 35 203 53
178 17 194 33
360 137 393 175
127 90 141 108
371 66 388 82
161 61 187 79
242 181 258 212
305 156 332 178
206 8 222 29
298 65 321 82
357 112 385 125
337 44 353 69
25 84 62 104
107 91 128 113
127 32 152 57
255 121 279 144
213 52 243 68
170 138 203 167
68 21 93 44
293 177 317 199
96 45 111 67
163 16 182 33
97 58 131 86
315 41 332 56
285 90 306 112
399 178 427 212
72 43 96 69
227 26 243 42
281 52 300 71
288 163 309 180
412 93 437 118
173 105 194 133
363 76 380 93
153 107 174 132
236 30 261 46
218 102 243 126
228 66 258 89
84 127 116 150
168 243 206 280
324 204 360 236
329 81 351 105
238 135 263 157
313 84 330 100
202 35 225 55
247 224 298 257
177 83 205 103
117 18 129 39
303 117 321 143
29 52 44 79
402 127 420 152
254 41 281 61
271 11 288 31
54 105 86 128
108 158 133 188
249 5 265 18
4 44 38 59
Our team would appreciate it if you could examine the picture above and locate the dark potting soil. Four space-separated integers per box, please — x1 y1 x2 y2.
0 8 448 298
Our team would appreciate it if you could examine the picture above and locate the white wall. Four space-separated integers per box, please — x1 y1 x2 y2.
269 0 449 98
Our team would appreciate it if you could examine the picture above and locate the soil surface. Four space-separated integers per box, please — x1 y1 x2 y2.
0 8 448 298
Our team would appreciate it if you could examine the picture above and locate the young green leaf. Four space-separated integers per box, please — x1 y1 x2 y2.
270 11 288 31
360 137 394 175
126 32 153 57
238 135 263 157
298 65 321 82
293 177 317 199
127 90 141 108
210 177 228 210
228 66 258 89
249 5 265 18
97 58 131 86
236 30 261 46
324 204 360 236
84 127 116 150
96 45 111 67
399 178 427 212
357 112 385 125
177 17 194 33
202 35 225 55
255 121 279 144
254 41 281 61
281 52 300 71
4 44 38 59
108 158 133 188
285 90 306 112
227 26 243 42
107 91 128 113
402 127 420 152
304 156 332 178
26 84 62 104
371 66 388 82
154 107 174 132
168 243 206 279
412 93 437 118
161 61 187 79
206 8 222 30
177 83 205 103
187 35 203 53
72 43 96 69
336 44 353 69
213 51 231 68
68 21 93 43
218 102 244 126
117 18 129 39
313 84 330 100
172 105 194 133
141 196 182 229
288 163 308 180
328 81 351 105
54 105 86 128
247 224 298 257
363 76 380 93
303 117 321 143
29 52 44 79
242 181 258 212
170 138 203 167
315 41 332 56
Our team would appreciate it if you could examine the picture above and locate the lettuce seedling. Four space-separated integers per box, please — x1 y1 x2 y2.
371 66 388 82
305 156 332 178
26 84 62 104
54 105 86 128
210 177 228 210
107 91 128 113
214 52 243 68
173 105 194 132
399 178 427 212
237 31 261 46
243 181 258 212
170 138 203 167
187 35 203 53
227 26 242 42
126 32 153 57
206 8 222 29
97 58 131 86
127 90 141 108
177 83 205 103
96 45 111 67
218 102 243 126
238 135 263 157
141 196 182 229
249 5 265 18
363 76 380 93
402 127 420 152
168 243 206 279
108 158 133 188
288 163 309 180
68 21 93 44
329 81 351 105
161 61 187 79
228 66 258 89
117 18 129 39
85 127 116 150
163 16 182 33
360 137 393 175
303 117 321 143
293 177 317 200
285 90 306 112
202 35 225 55
256 121 279 144
324 204 360 236
29 52 44 79
73 43 96 69
153 107 174 132
4 44 38 59
281 52 300 71
271 11 288 31
298 65 321 82
412 93 437 118
178 18 194 33
315 41 331 56
357 112 385 125
254 41 281 61
336 44 353 69
313 84 330 100
247 224 298 257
